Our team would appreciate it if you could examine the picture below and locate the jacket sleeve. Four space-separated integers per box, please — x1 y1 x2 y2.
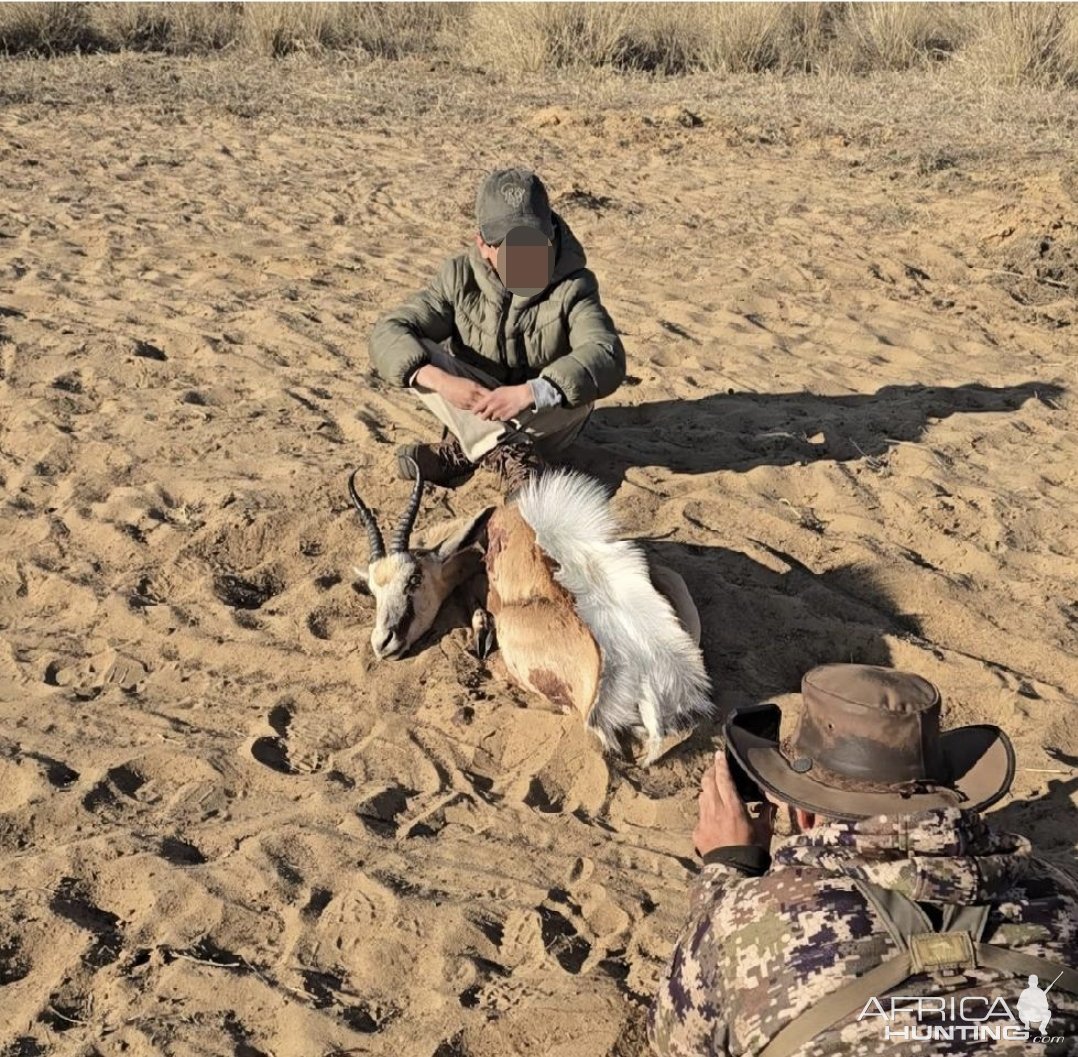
539 270 625 408
368 258 457 388
648 863 749 1057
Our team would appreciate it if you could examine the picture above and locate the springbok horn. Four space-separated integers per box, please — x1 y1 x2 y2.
347 469 386 562
391 456 424 553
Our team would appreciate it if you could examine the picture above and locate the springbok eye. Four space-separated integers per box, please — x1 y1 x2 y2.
407 570 423 592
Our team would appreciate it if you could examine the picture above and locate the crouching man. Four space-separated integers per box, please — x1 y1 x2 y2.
368 167 625 493
650 663 1078 1056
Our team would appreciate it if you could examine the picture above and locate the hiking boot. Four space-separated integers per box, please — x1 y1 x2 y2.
396 437 475 488
483 440 546 494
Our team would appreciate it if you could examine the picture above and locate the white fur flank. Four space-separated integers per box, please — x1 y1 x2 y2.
515 470 713 756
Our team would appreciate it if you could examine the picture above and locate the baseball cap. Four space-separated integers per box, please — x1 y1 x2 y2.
476 168 554 246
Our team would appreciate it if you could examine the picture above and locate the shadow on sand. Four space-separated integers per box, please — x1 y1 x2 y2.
573 380 1064 488
991 748 1078 856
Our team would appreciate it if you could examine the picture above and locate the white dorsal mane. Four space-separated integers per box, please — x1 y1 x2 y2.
514 470 712 754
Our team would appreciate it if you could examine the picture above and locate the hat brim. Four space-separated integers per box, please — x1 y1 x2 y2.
481 215 552 246
726 713 1015 821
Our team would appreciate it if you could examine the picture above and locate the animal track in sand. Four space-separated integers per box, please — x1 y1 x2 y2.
301 886 333 919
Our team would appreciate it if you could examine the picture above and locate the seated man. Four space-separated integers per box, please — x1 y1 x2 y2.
368 167 625 492
650 664 1078 1056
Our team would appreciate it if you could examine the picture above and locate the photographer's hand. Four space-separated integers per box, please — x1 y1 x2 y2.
693 751 775 857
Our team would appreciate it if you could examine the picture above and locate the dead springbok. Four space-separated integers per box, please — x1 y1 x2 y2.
349 463 713 763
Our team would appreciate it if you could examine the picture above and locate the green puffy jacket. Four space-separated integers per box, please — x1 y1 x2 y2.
368 214 625 409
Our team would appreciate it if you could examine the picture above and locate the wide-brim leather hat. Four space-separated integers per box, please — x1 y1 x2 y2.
726 664 1015 821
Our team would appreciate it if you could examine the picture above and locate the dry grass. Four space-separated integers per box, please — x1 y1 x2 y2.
0 2 102 55
834 3 971 72
0 2 1076 86
463 2 632 72
241 2 458 59
90 2 242 54
962 3 1078 87
0 2 459 59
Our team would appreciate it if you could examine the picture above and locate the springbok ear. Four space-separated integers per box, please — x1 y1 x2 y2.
434 507 495 561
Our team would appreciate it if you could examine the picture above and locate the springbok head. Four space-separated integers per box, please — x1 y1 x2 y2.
349 461 492 660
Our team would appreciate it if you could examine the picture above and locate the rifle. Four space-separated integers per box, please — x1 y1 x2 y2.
1043 970 1065 995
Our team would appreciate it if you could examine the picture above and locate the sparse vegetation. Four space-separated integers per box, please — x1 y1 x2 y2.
0 2 1076 87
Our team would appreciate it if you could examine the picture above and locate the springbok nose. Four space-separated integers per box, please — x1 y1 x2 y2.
373 630 400 659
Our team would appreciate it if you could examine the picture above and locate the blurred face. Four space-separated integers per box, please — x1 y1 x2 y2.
476 225 554 295
766 791 817 834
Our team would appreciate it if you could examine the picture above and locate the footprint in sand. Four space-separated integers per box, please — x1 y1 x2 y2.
250 700 297 774
44 649 149 700
49 877 124 970
0 931 30 986
157 836 207 866
300 968 401 1034
0 746 79 812
82 763 146 813
249 699 326 776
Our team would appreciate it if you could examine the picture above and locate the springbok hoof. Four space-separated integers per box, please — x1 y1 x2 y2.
471 608 496 660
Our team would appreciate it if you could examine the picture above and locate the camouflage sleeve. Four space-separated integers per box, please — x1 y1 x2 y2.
648 863 749 1057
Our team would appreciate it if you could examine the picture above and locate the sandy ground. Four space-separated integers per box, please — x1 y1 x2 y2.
1 54 1077 1057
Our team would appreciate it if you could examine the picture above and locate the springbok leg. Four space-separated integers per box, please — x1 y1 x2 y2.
485 505 601 720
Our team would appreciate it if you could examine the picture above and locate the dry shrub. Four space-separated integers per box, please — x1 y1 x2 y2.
241 3 345 57
241 2 454 58
0 2 457 59
464 2 637 72
87 3 175 51
346 2 464 59
963 3 1078 87
832 3 970 73
460 2 840 76
0 2 102 55
692 2 792 73
89 3 242 54
611 4 706 74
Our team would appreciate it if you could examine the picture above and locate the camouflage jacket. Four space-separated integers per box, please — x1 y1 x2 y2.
650 809 1078 1056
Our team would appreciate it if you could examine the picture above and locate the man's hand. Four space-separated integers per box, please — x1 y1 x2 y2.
693 751 774 857
472 384 534 423
414 365 490 412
